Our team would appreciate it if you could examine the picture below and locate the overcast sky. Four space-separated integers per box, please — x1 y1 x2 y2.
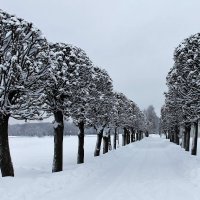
1 0 200 123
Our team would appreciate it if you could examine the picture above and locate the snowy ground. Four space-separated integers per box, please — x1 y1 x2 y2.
1 135 200 200
8 135 106 177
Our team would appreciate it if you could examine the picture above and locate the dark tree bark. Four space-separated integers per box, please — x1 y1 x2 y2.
185 123 191 152
0 114 14 177
140 131 143 139
169 131 174 142
165 131 168 139
191 121 198 156
145 131 149 137
122 133 125 146
138 131 142 141
52 111 64 173
180 126 185 148
136 131 139 141
117 132 120 147
103 135 109 154
183 128 187 149
113 127 117 149
127 130 130 144
122 128 127 146
94 129 104 156
131 128 135 143
169 132 172 142
133 130 136 142
108 134 112 150
77 121 85 164
174 125 179 145
172 131 175 143
131 133 133 142
138 132 141 140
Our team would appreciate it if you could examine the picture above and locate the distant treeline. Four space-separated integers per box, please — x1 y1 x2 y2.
8 122 96 137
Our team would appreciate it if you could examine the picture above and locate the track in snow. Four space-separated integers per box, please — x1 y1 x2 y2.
1 135 200 200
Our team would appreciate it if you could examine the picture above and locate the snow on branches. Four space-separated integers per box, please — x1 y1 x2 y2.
0 9 146 176
0 9 50 120
162 33 200 151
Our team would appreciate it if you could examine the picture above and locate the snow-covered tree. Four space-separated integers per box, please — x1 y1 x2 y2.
143 105 159 134
172 34 200 154
42 43 95 169
68 50 96 164
160 105 170 139
164 33 200 154
113 93 128 146
0 10 50 177
135 109 145 140
113 93 144 145
85 67 113 157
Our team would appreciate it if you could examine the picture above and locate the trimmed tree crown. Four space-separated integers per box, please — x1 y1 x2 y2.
0 10 50 120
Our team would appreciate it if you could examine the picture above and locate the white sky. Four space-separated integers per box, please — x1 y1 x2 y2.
1 0 200 123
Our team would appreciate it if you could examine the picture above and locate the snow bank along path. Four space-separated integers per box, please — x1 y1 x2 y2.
1 135 200 200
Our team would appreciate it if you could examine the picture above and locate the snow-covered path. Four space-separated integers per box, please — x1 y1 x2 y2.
1 136 200 200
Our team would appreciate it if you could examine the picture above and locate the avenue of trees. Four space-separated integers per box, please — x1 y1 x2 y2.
161 33 200 155
0 10 150 177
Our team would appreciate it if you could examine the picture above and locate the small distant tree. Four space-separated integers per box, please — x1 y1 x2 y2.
160 105 170 139
144 105 159 134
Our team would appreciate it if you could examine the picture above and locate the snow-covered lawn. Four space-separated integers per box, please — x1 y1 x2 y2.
8 135 103 177
1 135 200 200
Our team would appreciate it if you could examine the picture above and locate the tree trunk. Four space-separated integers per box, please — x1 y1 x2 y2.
108 134 112 150
133 130 136 142
183 128 187 149
140 131 143 139
138 131 142 140
125 129 127 145
169 131 174 143
103 135 109 154
166 131 169 139
191 121 198 156
0 114 14 177
136 131 139 141
180 126 185 148
185 123 191 152
122 133 125 146
122 128 127 146
94 129 103 156
117 132 120 147
127 130 130 144
131 128 135 143
172 131 175 143
145 131 149 137
164 131 167 139
169 132 172 142
130 132 133 142
52 111 64 173
77 121 84 164
113 127 117 149
174 125 179 145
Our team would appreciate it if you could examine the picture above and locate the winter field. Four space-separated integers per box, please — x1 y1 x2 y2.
1 135 200 200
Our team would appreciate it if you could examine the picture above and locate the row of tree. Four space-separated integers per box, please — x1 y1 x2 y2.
0 9 148 177
8 122 96 136
160 33 200 155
